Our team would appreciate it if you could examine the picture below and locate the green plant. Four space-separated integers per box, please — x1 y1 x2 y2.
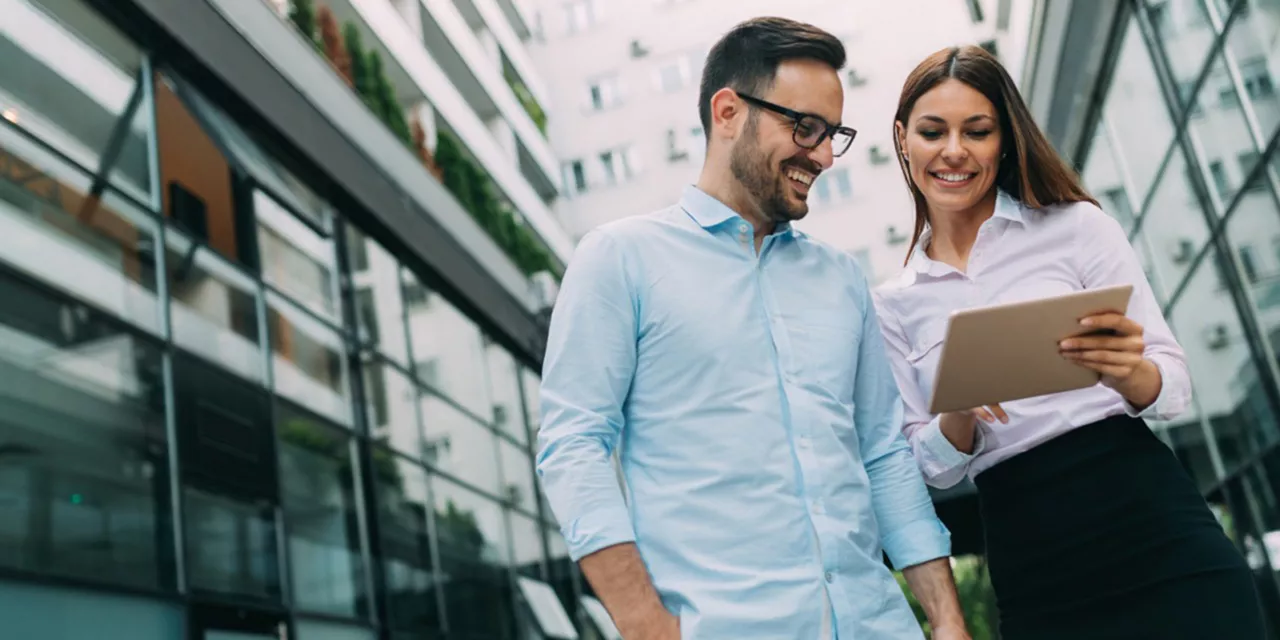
343 23 374 108
289 0 317 42
367 52 413 146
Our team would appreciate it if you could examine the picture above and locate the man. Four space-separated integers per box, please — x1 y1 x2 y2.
537 16 969 640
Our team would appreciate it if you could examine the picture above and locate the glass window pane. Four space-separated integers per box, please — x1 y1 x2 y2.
1152 403 1222 491
421 392 501 495
268 292 351 427
346 227 409 366
521 367 541 437
372 451 440 635
166 229 262 382
185 486 281 599
1082 124 1138 231
511 512 545 580
1104 18 1178 200
406 276 490 418
295 619 375 640
1169 253 1280 478
0 580 185 640
434 476 516 640
500 439 537 516
1147 1 1216 103
278 404 367 618
0 277 172 590
0 123 161 333
487 341 526 443
1141 147 1213 291
434 475 510 566
0 0 153 202
1187 52 1266 208
256 190 338 322
362 358 423 456
1223 6 1280 137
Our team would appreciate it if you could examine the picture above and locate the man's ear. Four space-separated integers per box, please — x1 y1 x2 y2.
708 88 746 140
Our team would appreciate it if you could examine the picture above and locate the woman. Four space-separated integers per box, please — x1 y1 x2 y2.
874 45 1268 639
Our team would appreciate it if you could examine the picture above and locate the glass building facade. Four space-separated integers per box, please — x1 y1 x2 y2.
1035 0 1280 632
0 0 595 638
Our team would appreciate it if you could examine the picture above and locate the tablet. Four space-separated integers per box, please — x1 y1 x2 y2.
927 284 1134 414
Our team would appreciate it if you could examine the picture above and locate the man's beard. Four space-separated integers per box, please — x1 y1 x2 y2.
729 117 810 223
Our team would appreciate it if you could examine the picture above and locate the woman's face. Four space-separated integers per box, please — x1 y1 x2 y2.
897 78 1003 218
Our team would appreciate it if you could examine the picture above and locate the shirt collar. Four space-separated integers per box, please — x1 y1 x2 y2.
678 185 796 237
903 189 1024 280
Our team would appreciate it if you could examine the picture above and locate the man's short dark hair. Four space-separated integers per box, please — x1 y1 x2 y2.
698 17 846 137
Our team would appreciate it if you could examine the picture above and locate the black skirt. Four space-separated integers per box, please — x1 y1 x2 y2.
974 414 1269 639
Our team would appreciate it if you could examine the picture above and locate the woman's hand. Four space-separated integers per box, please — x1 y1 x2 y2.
938 404 1006 453
1059 312 1161 409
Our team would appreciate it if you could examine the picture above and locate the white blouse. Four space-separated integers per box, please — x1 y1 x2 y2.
872 190 1192 488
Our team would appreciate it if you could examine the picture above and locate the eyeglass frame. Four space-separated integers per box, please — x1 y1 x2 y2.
736 93 857 157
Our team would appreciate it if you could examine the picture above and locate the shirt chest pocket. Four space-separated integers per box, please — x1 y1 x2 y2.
785 311 860 395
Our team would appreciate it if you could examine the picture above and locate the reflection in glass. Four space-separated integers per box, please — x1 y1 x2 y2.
0 122 161 333
434 475 516 640
500 439 537 516
1104 19 1178 200
1170 254 1280 478
166 229 262 382
0 276 172 590
487 341 526 443
405 278 491 417
362 357 422 457
421 392 501 495
510 512 546 580
0 0 152 201
278 404 367 618
1141 150 1212 292
1081 123 1138 231
1223 5 1280 137
521 367 542 438
372 450 440 635
0 580 186 640
185 487 280 599
257 190 337 321
347 227 409 365
1187 52 1268 209
268 292 351 426
294 619 376 640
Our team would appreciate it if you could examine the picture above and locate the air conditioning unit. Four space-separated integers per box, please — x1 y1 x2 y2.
1205 323 1229 350
505 483 525 507
1171 238 1195 264
630 39 650 58
886 225 909 246
869 145 892 165
530 270 560 311
493 403 508 426
846 68 868 87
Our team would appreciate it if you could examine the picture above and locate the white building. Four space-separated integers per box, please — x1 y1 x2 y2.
528 0 1033 285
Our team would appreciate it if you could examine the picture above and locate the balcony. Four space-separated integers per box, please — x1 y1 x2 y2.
264 0 574 275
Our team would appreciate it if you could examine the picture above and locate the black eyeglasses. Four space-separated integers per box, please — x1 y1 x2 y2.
737 93 857 157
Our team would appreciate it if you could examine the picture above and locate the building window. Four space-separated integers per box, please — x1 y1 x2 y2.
965 0 985 23
563 0 602 34
587 74 623 111
1241 58 1276 101
1240 245 1260 282
812 168 852 204
599 146 641 185
561 160 587 197
655 56 693 93
1101 187 1135 228
1209 159 1231 199
1239 151 1265 192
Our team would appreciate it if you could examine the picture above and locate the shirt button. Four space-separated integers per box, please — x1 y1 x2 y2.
825 572 834 583
739 222 750 233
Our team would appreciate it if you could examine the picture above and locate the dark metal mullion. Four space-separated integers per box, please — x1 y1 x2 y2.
1137 0 1280 492
332 216 390 633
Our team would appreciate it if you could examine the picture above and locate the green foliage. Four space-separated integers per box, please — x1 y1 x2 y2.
367 51 412 147
895 557 999 640
289 0 317 42
343 23 373 108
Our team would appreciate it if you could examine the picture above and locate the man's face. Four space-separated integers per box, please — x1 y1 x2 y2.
729 59 843 224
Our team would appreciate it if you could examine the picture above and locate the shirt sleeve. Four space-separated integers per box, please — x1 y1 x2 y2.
535 229 638 562
1075 207 1192 421
872 290 987 489
855 280 952 570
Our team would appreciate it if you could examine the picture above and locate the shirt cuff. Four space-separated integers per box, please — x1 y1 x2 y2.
563 504 637 562
918 415 986 476
881 518 952 570
1123 355 1186 420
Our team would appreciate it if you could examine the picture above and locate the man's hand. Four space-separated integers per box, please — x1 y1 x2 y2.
579 543 679 640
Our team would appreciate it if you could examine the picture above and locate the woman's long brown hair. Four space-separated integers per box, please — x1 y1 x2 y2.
893 45 1097 265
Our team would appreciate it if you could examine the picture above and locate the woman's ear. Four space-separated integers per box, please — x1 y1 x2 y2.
894 121 908 161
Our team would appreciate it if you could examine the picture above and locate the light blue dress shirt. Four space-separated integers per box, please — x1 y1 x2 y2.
537 186 950 639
